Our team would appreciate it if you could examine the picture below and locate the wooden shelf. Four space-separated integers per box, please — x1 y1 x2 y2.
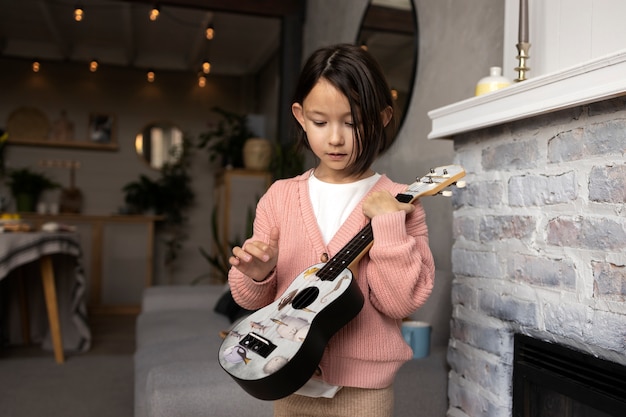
8 138 118 151
428 50 626 140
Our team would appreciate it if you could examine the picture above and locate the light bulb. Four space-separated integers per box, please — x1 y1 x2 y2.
198 75 206 87
202 61 211 74
32 61 41 72
147 70 155 82
205 25 214 40
391 88 398 101
149 6 160 21
89 60 98 72
74 7 84 22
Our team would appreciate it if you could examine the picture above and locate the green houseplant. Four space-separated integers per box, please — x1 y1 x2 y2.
6 167 59 212
197 107 256 168
122 137 194 266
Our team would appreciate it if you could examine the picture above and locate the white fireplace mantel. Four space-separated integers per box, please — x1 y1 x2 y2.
428 50 626 140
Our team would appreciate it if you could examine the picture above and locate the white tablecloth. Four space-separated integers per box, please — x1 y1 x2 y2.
0 231 91 352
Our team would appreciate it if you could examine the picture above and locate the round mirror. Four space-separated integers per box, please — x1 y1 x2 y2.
135 122 184 170
357 0 418 134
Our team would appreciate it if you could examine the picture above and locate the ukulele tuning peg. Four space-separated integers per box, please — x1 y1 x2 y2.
441 190 453 197
456 180 467 189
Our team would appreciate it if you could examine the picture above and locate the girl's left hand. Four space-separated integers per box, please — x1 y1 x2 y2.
362 190 415 219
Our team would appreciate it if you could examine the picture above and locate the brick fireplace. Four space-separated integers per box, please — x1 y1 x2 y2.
442 94 626 417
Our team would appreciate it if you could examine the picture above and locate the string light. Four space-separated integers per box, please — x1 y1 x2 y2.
205 24 215 40
74 4 84 22
32 60 41 72
60 4 226 81
390 88 398 101
149 4 160 21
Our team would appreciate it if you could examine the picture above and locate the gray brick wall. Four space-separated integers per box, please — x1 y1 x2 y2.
448 96 626 417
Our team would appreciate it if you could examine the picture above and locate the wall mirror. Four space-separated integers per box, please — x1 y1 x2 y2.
357 0 418 135
135 122 184 170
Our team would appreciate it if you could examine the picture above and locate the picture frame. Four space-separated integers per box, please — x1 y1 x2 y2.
88 113 116 144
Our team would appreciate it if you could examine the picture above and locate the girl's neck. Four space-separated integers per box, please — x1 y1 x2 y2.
312 167 375 184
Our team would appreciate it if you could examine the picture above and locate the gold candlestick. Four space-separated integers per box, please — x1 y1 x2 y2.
515 42 531 82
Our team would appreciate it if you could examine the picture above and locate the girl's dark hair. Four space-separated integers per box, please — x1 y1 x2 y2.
292 43 397 176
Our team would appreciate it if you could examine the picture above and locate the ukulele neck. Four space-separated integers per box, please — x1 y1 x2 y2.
316 192 415 282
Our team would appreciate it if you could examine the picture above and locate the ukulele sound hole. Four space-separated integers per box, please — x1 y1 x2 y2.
291 287 319 310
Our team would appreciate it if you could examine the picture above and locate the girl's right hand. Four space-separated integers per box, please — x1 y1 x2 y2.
363 190 415 218
229 227 279 282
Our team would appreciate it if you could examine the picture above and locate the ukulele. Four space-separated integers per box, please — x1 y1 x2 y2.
218 165 466 400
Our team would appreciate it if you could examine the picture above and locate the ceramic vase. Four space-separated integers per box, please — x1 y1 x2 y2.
243 137 272 171
475 66 511 96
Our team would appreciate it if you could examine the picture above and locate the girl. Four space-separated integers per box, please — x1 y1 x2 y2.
228 43 435 417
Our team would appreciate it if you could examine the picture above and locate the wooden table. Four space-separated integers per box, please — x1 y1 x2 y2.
0 231 91 363
20 214 163 314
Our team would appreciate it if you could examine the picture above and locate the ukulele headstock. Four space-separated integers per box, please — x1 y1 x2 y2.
405 165 466 199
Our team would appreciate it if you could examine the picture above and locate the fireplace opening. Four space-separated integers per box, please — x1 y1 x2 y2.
513 334 626 417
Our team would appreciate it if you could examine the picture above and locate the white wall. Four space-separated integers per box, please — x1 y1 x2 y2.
302 0 505 346
503 0 626 81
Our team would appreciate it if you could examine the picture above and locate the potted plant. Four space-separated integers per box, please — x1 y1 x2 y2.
122 137 195 266
197 107 256 169
6 167 59 212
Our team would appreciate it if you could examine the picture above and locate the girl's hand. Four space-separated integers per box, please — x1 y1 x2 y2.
229 227 279 282
362 191 415 219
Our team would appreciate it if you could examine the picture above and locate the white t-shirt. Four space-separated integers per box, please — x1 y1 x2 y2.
295 171 380 398
308 172 381 245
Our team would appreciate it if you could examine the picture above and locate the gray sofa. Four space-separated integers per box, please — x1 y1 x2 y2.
134 284 273 417
134 285 449 417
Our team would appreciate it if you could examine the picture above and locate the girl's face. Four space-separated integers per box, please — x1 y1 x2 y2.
292 78 366 183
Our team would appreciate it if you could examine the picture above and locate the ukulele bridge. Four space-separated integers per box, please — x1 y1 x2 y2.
239 332 277 358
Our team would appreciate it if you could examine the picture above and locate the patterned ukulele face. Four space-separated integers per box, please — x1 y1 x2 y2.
219 263 353 381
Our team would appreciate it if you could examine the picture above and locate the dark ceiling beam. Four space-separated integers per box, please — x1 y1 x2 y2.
120 0 304 18
120 2 137 66
186 11 214 69
38 0 71 58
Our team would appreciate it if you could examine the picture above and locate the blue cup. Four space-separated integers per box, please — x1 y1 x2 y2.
401 321 431 359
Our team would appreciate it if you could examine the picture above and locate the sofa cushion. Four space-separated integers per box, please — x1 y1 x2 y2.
135 333 224 417
141 285 226 313
146 361 273 417
135 309 228 349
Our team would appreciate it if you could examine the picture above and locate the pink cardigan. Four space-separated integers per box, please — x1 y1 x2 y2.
228 170 435 389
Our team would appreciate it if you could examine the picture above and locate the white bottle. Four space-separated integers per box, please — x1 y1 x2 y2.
475 66 511 96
